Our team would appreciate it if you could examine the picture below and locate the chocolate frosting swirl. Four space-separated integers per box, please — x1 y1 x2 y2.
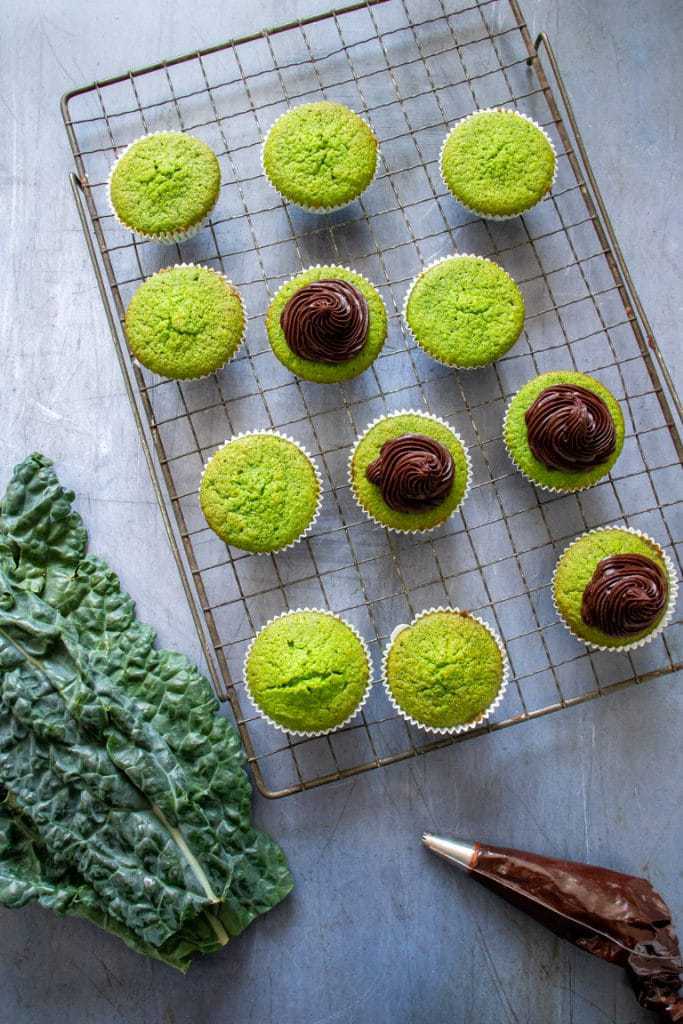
581 553 668 637
280 279 369 363
366 433 455 513
524 384 616 471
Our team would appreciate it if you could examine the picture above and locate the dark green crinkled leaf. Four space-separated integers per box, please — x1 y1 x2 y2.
0 453 292 969
0 458 87 604
0 795 223 971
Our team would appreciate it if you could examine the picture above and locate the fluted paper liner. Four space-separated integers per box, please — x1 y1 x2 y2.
438 108 558 221
401 253 524 370
266 263 389 380
107 131 221 243
501 381 623 495
381 607 510 736
260 106 381 214
127 263 247 381
199 430 323 555
551 526 679 652
242 608 373 738
347 408 472 534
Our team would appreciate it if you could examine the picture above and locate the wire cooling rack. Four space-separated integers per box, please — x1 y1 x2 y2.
62 0 683 798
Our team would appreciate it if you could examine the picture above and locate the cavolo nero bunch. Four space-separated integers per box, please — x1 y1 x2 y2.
0 453 292 971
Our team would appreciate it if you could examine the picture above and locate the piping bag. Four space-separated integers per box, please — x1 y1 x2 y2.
423 835 683 1021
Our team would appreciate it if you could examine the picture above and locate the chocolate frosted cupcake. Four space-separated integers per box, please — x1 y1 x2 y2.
504 371 625 492
552 527 677 651
266 265 388 383
349 410 470 533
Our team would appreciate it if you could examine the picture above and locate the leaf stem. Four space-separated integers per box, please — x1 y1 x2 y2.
152 804 220 906
204 911 230 946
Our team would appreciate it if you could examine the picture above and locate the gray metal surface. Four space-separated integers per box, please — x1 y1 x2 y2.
1 0 681 1022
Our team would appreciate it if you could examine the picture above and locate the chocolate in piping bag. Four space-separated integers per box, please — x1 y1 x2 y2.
423 835 683 1021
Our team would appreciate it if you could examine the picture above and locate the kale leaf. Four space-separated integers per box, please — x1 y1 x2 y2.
0 453 292 971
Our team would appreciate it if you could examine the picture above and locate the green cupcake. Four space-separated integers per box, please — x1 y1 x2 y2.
440 109 556 218
349 411 470 533
265 265 388 383
553 528 676 650
124 264 245 379
244 610 371 734
200 432 321 553
108 132 221 241
404 255 524 368
383 609 507 732
504 371 625 492
262 101 378 210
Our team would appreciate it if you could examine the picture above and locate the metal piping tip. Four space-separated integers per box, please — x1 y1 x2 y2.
422 833 476 870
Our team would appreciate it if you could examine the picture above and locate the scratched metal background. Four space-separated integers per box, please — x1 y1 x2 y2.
1 1 682 1022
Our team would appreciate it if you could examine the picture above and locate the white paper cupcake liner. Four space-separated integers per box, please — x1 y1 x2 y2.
266 263 388 380
127 262 247 382
501 383 622 495
438 108 559 221
107 131 220 243
242 607 373 738
401 253 524 371
199 430 323 555
551 526 679 652
381 606 510 736
347 408 472 535
260 106 381 214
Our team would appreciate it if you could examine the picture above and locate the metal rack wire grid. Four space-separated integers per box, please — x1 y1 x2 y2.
62 0 683 798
